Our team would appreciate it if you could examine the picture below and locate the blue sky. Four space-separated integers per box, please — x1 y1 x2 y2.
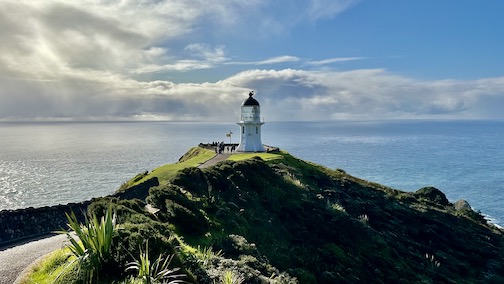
1 0 503 121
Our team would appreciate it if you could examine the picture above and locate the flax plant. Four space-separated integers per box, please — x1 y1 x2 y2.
125 242 186 284
216 270 245 284
196 246 223 268
58 205 117 282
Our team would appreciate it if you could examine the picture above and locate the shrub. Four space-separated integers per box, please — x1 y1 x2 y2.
171 167 209 196
147 185 180 211
111 221 178 274
414 187 449 206
165 200 209 235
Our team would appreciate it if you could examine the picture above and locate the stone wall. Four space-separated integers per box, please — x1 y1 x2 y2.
0 201 89 246
0 177 159 246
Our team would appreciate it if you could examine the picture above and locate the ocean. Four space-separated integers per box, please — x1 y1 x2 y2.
1 120 503 224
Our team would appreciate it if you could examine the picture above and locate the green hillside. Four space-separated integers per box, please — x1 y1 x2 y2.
24 146 504 284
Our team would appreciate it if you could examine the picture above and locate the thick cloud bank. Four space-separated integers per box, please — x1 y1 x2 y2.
1 0 503 121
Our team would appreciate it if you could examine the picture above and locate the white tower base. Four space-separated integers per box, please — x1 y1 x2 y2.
236 122 265 152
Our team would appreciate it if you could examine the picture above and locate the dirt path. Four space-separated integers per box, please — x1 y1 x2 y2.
198 153 231 169
0 234 69 284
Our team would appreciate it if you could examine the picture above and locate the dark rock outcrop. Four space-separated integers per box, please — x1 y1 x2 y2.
414 186 450 206
454 199 472 211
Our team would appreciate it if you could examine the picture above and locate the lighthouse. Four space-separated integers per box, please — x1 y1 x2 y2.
236 91 266 152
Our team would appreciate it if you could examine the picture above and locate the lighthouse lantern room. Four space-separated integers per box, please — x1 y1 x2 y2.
236 91 266 152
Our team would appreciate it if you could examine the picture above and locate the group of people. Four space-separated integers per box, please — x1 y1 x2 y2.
209 141 237 154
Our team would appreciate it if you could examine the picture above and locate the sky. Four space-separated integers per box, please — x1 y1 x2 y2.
1 0 504 121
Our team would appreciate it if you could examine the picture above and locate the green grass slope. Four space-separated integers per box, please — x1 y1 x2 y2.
118 147 215 190
31 147 504 284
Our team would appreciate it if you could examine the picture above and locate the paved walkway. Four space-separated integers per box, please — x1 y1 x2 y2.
198 153 231 169
0 234 69 284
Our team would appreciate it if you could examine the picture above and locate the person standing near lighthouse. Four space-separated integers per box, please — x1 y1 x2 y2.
236 91 266 152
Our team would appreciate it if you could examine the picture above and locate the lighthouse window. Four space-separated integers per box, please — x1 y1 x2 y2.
256 126 258 134
242 126 244 134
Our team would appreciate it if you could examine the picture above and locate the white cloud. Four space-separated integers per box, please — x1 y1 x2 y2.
307 0 360 21
228 56 300 66
219 69 504 120
131 61 213 74
308 57 365 66
0 0 357 81
131 43 230 74
184 43 228 63
2 65 504 121
131 54 303 74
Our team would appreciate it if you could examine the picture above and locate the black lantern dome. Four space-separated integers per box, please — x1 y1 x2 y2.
242 91 260 106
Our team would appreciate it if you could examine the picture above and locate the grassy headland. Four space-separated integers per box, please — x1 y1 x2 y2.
119 147 216 190
23 146 504 283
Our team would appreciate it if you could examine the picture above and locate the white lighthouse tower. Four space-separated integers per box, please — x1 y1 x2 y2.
236 91 266 152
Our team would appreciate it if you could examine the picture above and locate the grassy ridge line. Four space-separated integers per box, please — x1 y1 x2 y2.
122 147 282 190
121 147 216 189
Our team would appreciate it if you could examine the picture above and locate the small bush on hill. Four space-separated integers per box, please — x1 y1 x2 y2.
414 186 450 206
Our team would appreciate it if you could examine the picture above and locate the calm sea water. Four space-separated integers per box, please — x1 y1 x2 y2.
1 120 503 224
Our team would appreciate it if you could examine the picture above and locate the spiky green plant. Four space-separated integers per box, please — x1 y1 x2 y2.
125 242 186 284
196 246 223 268
215 270 244 284
58 205 117 282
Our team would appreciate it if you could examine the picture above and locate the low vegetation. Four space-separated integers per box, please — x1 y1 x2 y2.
23 146 504 283
20 248 75 284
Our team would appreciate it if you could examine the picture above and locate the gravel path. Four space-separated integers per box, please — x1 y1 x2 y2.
198 153 230 169
0 234 69 284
